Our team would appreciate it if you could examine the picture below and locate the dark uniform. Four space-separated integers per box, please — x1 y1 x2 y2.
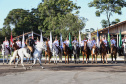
27 34 35 57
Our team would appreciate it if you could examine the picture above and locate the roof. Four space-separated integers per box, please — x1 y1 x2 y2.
13 31 47 40
91 20 126 35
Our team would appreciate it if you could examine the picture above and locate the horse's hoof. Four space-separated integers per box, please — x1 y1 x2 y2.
29 66 32 69
14 66 17 68
6 63 8 64
115 62 117 64
41 67 45 69
23 67 27 70
111 61 113 64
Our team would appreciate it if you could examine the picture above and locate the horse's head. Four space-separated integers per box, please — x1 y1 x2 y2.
63 43 66 50
92 44 96 49
36 42 47 51
45 41 48 46
84 41 87 49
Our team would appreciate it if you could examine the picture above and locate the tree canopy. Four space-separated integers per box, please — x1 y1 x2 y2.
88 0 126 27
1 0 86 40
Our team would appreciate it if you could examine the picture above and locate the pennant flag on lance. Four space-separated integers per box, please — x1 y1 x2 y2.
79 30 81 47
40 31 43 42
119 30 122 48
22 32 25 48
108 29 111 47
60 33 63 48
97 28 100 48
69 33 72 50
10 32 13 47
32 31 34 39
88 32 92 48
50 31 52 50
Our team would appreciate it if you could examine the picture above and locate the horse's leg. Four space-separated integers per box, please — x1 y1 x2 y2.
86 54 88 64
14 57 16 64
74 54 76 64
15 57 21 68
20 56 27 70
115 54 117 64
45 53 47 64
67 54 69 64
65 55 66 64
29 57 30 64
82 53 84 64
56 55 57 64
102 54 104 64
36 57 44 69
3 54 4 64
7 55 8 64
106 54 108 64
101 54 102 62
49 54 50 64
92 54 93 64
54 52 56 64
95 54 97 64
111 53 113 64
29 58 36 69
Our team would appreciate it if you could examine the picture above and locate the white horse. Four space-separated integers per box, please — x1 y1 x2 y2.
52 44 62 64
1 43 11 64
9 42 47 69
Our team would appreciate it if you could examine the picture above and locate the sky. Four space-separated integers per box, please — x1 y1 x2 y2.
0 0 126 33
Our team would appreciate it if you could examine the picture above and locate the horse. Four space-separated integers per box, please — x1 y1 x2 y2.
63 43 72 64
45 41 52 64
9 42 47 70
91 44 98 64
100 40 108 64
12 42 20 64
1 43 11 64
73 43 80 64
52 44 62 64
82 41 90 64
110 44 117 64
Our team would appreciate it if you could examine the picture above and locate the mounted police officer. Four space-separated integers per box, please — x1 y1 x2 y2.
26 34 35 57
3 37 11 55
111 35 116 47
64 36 69 47
16 38 21 48
72 36 79 46
91 37 96 48
53 36 61 53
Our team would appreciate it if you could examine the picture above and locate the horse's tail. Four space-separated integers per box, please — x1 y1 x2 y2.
9 50 18 65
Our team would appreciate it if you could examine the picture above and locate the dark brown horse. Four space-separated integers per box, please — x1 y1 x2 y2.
63 43 72 64
91 44 98 64
45 41 52 64
82 41 90 64
111 44 117 64
12 42 20 64
100 40 107 64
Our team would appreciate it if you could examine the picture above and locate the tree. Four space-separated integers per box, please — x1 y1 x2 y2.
3 9 40 36
101 18 120 28
38 0 81 37
88 0 126 27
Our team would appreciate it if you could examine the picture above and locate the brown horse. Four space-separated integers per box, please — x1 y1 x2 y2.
45 41 52 64
100 40 107 64
63 43 72 64
12 42 20 64
111 44 117 64
91 44 98 64
82 41 90 64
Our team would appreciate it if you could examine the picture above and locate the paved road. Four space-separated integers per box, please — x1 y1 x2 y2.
0 62 126 84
